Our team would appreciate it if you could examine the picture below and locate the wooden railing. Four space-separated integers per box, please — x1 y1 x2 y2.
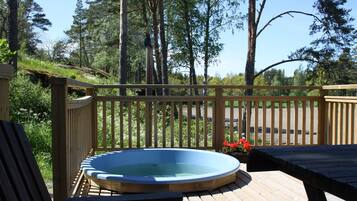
51 78 95 201
93 85 323 152
323 85 357 145
94 94 217 151
0 64 14 121
48 79 357 201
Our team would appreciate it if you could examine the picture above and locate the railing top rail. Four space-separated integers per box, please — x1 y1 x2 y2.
68 96 93 109
50 77 94 88
224 96 320 100
322 84 357 90
94 84 321 90
95 95 216 101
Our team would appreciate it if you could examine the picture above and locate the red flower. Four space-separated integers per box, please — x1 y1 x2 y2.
223 140 230 147
230 142 239 148
239 138 247 145
243 142 251 152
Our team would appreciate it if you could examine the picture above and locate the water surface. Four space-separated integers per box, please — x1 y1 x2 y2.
108 163 217 177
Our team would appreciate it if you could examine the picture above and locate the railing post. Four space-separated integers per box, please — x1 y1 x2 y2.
51 78 69 201
215 87 225 151
86 88 97 153
0 64 14 121
318 88 327 145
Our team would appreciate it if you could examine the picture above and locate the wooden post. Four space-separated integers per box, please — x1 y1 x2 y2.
145 33 153 147
215 87 225 151
51 78 69 201
318 89 327 145
86 88 97 153
0 64 14 121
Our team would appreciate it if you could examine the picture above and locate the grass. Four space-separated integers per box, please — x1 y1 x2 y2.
19 57 116 84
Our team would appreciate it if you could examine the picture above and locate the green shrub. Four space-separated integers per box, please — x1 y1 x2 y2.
10 73 51 122
9 73 52 181
0 39 16 63
23 119 52 156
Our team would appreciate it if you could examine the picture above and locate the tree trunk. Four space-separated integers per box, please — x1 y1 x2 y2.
242 0 257 135
7 0 18 72
183 0 199 96
203 0 211 96
245 0 256 90
119 0 128 95
151 2 162 81
159 0 169 95
79 23 83 68
83 43 90 68
145 33 153 95
150 0 163 96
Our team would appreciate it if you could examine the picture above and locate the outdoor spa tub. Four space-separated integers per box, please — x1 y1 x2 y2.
81 148 240 192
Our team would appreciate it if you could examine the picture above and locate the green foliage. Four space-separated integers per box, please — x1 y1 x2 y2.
306 48 356 85
0 0 51 55
0 39 16 63
19 0 51 54
9 73 52 181
289 0 356 85
9 73 51 122
291 67 308 96
50 40 68 63
23 119 52 157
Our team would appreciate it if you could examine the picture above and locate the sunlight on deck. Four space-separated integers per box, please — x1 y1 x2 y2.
74 163 342 201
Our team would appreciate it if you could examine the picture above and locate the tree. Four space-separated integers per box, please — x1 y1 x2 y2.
18 0 51 54
167 0 201 95
158 0 169 94
75 0 85 68
291 0 356 84
0 1 51 58
148 0 163 95
245 0 356 86
183 0 199 95
64 0 146 81
7 0 18 71
201 0 242 95
66 0 92 68
240 0 355 134
119 0 128 95
50 40 68 63
307 48 356 85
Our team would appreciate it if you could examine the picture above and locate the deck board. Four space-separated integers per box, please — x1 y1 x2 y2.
74 164 342 201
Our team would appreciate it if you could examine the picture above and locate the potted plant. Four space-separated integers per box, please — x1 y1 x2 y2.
222 137 251 163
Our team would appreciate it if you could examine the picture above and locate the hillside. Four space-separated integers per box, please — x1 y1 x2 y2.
19 57 116 85
9 58 117 192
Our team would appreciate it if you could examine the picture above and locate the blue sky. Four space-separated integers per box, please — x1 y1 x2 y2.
37 0 356 77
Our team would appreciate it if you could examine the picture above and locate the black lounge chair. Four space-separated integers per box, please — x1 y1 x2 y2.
0 120 182 201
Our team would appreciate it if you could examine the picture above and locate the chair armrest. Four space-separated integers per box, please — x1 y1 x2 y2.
66 192 183 201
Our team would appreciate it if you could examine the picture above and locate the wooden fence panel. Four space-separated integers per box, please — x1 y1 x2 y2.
325 96 357 145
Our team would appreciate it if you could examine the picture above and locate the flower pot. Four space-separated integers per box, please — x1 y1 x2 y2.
227 152 248 163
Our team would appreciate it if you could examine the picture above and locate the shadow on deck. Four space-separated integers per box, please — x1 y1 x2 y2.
72 163 343 201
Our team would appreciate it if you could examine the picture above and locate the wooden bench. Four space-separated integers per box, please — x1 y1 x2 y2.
247 145 357 201
0 120 182 201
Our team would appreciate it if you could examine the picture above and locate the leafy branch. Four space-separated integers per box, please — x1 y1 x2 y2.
254 58 318 79
257 10 322 38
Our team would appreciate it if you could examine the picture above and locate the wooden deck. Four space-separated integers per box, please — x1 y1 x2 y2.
74 163 342 201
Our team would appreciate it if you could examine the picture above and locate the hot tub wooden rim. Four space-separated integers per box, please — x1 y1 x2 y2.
85 172 238 193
